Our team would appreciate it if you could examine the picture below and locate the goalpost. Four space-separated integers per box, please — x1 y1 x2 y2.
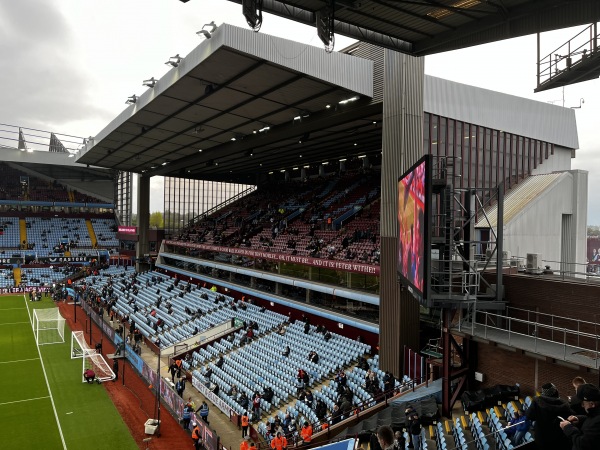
71 331 95 359
82 352 116 383
32 308 65 345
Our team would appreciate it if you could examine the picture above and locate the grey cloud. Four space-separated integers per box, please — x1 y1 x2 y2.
0 1 111 131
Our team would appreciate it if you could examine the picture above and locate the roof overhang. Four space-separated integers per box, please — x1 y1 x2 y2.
77 23 376 182
219 0 600 56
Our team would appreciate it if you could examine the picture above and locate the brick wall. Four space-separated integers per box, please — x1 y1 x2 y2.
474 340 597 397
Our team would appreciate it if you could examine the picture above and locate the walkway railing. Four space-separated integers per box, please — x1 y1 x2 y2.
537 23 599 88
458 308 600 369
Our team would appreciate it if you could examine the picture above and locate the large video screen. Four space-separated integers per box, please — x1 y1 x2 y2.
397 155 430 301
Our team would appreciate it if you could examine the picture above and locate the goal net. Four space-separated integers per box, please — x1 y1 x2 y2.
33 308 65 345
82 352 115 383
71 331 95 359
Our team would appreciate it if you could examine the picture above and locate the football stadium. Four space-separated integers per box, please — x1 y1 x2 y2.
1 1 600 450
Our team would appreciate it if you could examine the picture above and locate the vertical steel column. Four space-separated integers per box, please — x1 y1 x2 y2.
379 49 424 376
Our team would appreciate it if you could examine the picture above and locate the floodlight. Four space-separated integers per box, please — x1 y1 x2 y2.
143 77 157 88
165 54 182 67
197 21 217 39
203 21 217 33
125 95 138 104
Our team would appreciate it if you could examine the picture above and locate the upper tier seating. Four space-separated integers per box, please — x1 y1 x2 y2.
0 217 21 248
173 169 382 265
25 217 92 256
91 218 119 247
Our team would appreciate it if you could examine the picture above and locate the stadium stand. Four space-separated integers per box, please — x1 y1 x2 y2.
172 169 382 265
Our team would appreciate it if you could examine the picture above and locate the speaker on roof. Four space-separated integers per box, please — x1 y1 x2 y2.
243 0 263 31
316 0 335 52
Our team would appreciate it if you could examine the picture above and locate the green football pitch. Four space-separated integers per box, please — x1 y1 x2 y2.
0 295 137 450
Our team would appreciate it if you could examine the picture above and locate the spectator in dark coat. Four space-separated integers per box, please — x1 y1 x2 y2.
560 383 600 450
526 382 574 450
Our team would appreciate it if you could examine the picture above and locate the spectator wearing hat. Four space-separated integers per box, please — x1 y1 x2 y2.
405 406 422 449
525 382 574 450
560 383 600 450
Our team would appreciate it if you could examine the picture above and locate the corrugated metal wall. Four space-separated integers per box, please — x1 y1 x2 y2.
379 49 423 376
349 43 385 104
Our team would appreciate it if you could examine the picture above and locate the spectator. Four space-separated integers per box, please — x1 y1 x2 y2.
377 425 395 450
526 382 574 450
394 431 406 450
405 407 422 449
560 383 600 450
308 351 319 364
512 410 530 446
571 376 588 415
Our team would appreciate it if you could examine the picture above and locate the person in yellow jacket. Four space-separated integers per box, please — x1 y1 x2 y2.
301 422 313 443
271 432 288 450
241 411 250 438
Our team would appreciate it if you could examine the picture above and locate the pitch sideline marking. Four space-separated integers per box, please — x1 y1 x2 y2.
24 295 68 450
0 395 50 407
0 357 40 364
0 321 32 326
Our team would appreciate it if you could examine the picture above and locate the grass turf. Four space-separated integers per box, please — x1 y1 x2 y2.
0 295 138 450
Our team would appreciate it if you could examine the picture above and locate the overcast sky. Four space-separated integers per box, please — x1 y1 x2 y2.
1 1 598 223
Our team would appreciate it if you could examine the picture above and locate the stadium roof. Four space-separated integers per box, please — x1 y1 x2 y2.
218 0 600 55
77 24 381 184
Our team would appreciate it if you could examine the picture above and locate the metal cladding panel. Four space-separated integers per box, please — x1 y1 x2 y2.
347 43 385 104
220 24 373 98
424 76 579 149
381 51 425 238
379 50 423 376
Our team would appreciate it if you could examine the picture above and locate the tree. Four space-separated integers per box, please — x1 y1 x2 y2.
149 211 164 229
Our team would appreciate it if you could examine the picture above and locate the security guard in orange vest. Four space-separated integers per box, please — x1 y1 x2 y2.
240 437 250 450
192 421 202 450
241 411 250 438
270 432 288 450
301 421 313 443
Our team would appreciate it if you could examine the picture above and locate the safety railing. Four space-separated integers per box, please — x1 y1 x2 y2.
537 23 599 88
459 308 600 369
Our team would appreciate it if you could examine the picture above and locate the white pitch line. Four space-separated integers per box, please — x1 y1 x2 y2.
0 307 27 311
0 357 40 364
0 395 50 407
0 321 31 326
24 295 67 450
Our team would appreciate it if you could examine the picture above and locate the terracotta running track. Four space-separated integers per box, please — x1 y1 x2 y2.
57 301 192 450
